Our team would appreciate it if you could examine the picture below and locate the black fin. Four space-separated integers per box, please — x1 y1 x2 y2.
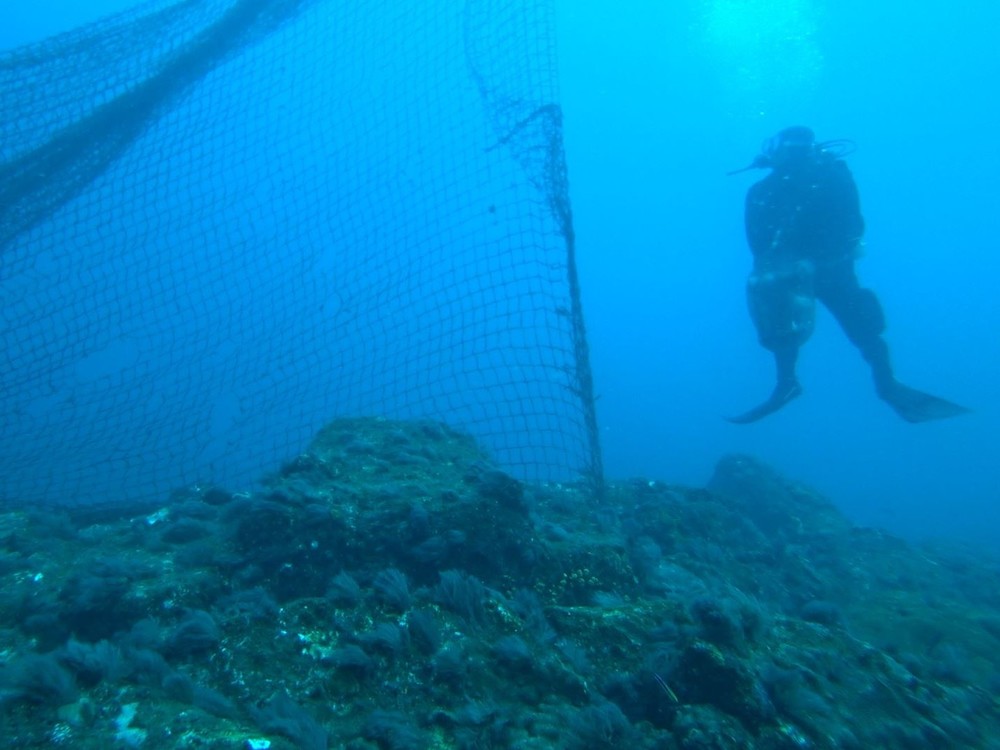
880 382 971 423
726 381 803 424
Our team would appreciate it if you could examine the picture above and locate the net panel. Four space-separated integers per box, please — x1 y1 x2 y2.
0 0 602 508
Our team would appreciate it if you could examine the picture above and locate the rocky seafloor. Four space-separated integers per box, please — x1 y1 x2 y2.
1 417 998 749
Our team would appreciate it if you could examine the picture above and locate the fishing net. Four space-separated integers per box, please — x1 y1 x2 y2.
0 0 602 508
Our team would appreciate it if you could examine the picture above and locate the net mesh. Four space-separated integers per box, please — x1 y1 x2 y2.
0 0 602 508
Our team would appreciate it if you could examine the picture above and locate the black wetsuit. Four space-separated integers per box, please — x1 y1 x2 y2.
744 155 893 389
729 134 966 424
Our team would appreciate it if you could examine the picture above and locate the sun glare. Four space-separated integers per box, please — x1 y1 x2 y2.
697 0 824 100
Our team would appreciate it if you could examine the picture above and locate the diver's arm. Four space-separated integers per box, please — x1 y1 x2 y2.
744 183 772 257
827 161 865 244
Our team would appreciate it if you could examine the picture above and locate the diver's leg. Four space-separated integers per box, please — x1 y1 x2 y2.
816 261 968 422
727 264 812 423
814 262 894 389
774 342 799 390
726 343 803 424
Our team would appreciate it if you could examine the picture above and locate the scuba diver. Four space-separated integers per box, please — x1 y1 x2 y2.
727 125 968 424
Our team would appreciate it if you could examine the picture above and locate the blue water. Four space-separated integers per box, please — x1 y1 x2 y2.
4 0 998 546
556 1 1000 546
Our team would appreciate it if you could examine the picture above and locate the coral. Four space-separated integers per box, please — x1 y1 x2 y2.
431 644 468 688
406 609 441 655
800 599 844 627
432 570 486 628
372 568 411 612
323 645 374 678
491 635 534 673
671 640 774 729
0 652 78 708
327 571 362 607
58 556 146 639
566 700 635 749
163 609 221 657
58 637 125 686
361 623 408 657
251 692 328 750
215 586 279 622
363 709 426 750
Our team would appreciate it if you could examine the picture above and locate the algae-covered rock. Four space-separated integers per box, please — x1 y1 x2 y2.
2 419 998 749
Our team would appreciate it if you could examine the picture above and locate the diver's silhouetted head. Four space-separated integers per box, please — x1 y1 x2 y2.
762 126 816 171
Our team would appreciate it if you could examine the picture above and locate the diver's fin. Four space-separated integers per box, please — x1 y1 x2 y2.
726 381 803 424
879 382 971 423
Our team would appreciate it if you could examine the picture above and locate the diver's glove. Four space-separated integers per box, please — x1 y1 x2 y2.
726 380 803 424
